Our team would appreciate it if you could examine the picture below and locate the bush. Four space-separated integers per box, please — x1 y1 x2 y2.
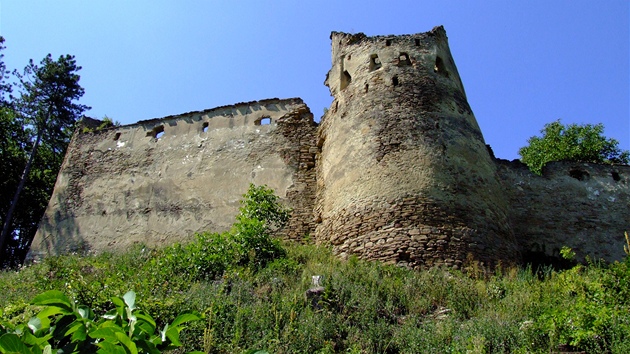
519 120 629 174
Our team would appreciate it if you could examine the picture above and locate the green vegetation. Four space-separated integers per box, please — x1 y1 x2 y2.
519 120 629 175
0 185 628 353
0 37 89 268
0 290 201 353
1 242 629 353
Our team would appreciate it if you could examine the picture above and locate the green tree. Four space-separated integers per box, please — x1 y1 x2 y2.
519 120 629 175
0 54 89 267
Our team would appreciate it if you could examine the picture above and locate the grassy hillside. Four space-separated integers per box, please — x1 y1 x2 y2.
1 240 629 353
1 186 629 353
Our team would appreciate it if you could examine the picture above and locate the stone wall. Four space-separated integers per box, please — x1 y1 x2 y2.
29 26 630 268
29 98 317 258
314 26 520 269
498 159 630 263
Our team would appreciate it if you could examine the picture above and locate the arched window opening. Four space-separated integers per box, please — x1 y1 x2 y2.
255 116 272 126
146 125 165 139
202 122 209 132
113 132 121 141
434 56 449 77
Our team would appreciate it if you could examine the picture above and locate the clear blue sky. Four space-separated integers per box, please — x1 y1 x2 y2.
1 1 628 160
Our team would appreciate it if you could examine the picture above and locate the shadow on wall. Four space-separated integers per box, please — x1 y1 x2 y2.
29 206 85 261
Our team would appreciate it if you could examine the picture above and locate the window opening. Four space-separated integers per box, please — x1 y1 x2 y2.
146 125 165 139
386 39 392 46
365 84 369 93
414 38 420 46
113 132 121 141
392 76 399 87
340 70 352 91
260 117 271 125
369 54 382 71
434 56 449 77
202 122 209 132
569 169 589 181
612 171 621 181
398 52 411 66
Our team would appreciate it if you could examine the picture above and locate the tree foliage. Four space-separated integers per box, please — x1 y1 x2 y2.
519 120 629 175
0 40 89 268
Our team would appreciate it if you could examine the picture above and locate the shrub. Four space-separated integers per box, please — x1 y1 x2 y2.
519 120 629 174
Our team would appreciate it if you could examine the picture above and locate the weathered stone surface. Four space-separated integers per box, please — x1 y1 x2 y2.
28 26 630 268
498 159 630 263
314 26 520 268
29 98 318 258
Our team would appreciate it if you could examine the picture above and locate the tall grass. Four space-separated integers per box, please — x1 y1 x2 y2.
2 240 629 353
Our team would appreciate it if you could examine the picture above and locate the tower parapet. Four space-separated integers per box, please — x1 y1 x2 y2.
315 26 520 268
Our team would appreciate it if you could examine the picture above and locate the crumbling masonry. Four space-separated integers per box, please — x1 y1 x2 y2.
29 26 630 267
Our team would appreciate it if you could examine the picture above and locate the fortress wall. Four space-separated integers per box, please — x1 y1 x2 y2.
498 160 630 263
27 27 629 268
29 98 318 258
315 27 520 269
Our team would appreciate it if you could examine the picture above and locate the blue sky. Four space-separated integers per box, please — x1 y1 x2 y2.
1 1 628 160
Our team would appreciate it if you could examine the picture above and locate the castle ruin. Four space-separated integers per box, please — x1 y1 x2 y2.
29 26 630 267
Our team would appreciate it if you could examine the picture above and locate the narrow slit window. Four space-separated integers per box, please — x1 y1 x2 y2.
392 76 399 87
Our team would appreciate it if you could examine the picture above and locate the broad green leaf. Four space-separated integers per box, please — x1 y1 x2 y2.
76 305 93 320
65 321 87 342
123 291 136 311
36 306 67 320
0 333 31 353
134 314 156 336
111 296 126 318
165 326 181 347
27 317 42 333
31 290 73 313
102 309 118 320
114 331 138 354
96 340 127 354
89 324 125 343
169 311 202 328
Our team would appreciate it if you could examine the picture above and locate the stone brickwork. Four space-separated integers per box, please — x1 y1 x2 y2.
314 26 520 268
498 160 630 263
29 98 317 258
29 26 629 267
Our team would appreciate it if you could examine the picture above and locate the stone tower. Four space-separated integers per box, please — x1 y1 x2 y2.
314 26 520 268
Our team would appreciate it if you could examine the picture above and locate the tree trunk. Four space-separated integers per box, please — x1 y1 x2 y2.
0 129 43 263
